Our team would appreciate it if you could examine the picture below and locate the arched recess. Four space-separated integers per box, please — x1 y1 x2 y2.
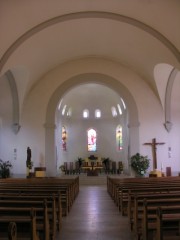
0 11 180 73
44 73 139 176
154 63 179 132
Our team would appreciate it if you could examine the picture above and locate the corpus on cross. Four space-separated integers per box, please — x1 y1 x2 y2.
144 138 165 170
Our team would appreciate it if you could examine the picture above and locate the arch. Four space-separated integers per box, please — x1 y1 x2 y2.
154 63 179 132
164 67 179 132
44 73 139 176
5 70 21 134
0 11 179 73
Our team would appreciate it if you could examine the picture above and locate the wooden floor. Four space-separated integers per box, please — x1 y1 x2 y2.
57 185 134 240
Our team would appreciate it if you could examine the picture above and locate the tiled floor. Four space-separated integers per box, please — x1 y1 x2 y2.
58 185 134 240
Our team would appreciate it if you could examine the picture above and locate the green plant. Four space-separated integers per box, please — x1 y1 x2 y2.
26 159 33 169
0 159 12 178
131 153 150 176
59 165 65 172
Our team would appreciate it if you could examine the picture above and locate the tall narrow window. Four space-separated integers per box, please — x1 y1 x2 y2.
117 104 122 115
62 126 67 151
83 109 89 118
95 109 101 118
121 98 126 109
116 125 123 151
87 128 97 152
62 105 67 115
111 106 117 117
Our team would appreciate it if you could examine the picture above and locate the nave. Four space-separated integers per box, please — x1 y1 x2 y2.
57 185 133 240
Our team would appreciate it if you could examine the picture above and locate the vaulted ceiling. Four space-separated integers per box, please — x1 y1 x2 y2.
1 0 180 108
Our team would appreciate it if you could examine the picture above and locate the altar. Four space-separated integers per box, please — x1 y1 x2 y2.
82 155 103 176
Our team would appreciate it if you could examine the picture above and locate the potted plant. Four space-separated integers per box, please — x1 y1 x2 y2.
59 165 65 173
130 153 150 176
0 159 12 178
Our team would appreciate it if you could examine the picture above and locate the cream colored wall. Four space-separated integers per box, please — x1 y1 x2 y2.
0 58 180 176
21 58 163 175
56 113 128 172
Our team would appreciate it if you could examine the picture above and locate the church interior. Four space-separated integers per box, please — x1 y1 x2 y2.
0 1 180 239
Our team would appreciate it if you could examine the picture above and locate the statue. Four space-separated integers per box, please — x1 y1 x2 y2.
26 147 33 169
27 147 31 162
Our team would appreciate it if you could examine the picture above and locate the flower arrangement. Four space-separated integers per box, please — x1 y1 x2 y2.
0 159 12 178
131 153 150 176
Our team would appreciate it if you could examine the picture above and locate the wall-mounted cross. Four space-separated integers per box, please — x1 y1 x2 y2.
144 138 165 170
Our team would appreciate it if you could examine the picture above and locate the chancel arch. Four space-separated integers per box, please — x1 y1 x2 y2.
45 73 139 176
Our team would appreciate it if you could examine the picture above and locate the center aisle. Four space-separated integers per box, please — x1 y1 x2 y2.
57 185 134 240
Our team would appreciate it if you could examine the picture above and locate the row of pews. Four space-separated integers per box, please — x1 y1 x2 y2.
0 176 79 240
107 176 180 240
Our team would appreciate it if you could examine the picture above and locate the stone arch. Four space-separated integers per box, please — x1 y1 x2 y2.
154 63 179 132
0 11 180 73
44 73 139 176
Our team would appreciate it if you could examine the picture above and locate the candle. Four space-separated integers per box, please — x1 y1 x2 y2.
161 162 163 170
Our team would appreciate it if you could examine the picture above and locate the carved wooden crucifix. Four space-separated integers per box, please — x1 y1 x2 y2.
144 138 165 170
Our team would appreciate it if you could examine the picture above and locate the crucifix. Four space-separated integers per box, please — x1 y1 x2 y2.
144 138 165 170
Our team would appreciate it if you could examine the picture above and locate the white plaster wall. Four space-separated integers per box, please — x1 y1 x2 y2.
168 72 180 174
0 75 22 176
22 58 163 174
1 58 179 176
56 112 129 172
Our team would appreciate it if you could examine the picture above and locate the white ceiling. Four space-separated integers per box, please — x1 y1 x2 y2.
0 0 180 107
58 83 125 119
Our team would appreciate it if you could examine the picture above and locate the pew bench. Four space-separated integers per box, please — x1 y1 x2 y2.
132 197 180 240
0 176 79 216
0 208 40 240
0 194 61 234
156 207 180 240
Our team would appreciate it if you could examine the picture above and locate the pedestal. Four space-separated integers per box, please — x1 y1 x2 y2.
34 167 46 177
149 169 164 177
87 169 98 176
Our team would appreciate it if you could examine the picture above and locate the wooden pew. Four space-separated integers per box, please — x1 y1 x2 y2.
0 176 79 239
0 208 40 240
8 222 17 240
133 197 180 240
0 193 61 233
0 176 79 217
0 197 56 239
107 176 180 216
107 176 180 240
156 207 180 240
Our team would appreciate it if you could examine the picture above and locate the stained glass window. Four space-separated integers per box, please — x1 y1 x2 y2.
116 125 123 151
62 126 67 151
87 128 97 152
